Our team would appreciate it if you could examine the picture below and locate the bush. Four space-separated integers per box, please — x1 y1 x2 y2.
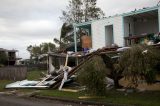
119 45 160 88
77 55 107 96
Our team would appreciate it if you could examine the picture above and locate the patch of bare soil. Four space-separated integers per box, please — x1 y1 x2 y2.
119 74 160 91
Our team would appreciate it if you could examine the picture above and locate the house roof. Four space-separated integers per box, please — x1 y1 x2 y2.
73 21 92 27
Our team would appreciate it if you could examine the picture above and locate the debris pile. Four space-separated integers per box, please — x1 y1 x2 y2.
5 44 160 90
5 47 118 89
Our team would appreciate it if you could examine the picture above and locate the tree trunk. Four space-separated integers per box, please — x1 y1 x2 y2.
114 77 120 88
113 76 123 88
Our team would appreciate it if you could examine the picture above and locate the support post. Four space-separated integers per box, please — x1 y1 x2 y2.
74 24 77 52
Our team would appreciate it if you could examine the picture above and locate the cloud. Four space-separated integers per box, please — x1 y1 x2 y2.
0 0 68 20
0 0 67 59
16 20 56 38
97 0 158 16
0 19 57 59
0 36 53 59
19 20 53 30
0 19 57 39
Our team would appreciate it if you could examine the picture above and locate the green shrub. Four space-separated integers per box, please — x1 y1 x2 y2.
119 45 160 88
77 55 107 96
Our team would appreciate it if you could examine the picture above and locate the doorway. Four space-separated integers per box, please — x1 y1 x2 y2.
105 25 114 46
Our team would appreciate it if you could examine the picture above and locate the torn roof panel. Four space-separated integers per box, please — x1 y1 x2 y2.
5 80 55 89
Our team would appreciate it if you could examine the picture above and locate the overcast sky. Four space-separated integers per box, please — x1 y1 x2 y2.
0 0 158 59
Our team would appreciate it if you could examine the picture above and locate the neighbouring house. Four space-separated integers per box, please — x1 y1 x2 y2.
0 48 18 65
73 5 160 52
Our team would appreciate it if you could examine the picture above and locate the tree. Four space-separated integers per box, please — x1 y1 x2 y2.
60 0 105 23
54 23 74 50
27 45 33 59
119 45 160 88
53 23 84 51
55 0 105 50
27 42 56 61
60 0 83 23
40 43 56 53
101 53 123 88
60 23 74 43
83 0 105 21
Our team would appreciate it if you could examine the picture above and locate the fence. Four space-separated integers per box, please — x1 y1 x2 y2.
27 64 47 71
0 66 27 80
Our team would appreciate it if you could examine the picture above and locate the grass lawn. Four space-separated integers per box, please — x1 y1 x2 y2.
27 69 46 80
0 80 13 92
38 89 80 99
37 89 160 106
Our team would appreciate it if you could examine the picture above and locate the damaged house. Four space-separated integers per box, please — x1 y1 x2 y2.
0 48 18 65
5 5 160 90
73 5 160 51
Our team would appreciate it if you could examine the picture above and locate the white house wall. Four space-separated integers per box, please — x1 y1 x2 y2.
113 17 124 47
91 16 124 50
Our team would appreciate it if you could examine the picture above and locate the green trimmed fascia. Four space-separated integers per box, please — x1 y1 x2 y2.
122 5 159 17
73 21 92 27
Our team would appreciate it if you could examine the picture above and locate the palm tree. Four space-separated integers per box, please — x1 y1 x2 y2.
54 23 74 51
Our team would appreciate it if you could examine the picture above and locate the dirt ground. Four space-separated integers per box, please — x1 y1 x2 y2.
119 74 160 91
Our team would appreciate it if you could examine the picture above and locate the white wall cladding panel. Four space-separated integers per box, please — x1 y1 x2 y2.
113 17 124 47
91 16 124 50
